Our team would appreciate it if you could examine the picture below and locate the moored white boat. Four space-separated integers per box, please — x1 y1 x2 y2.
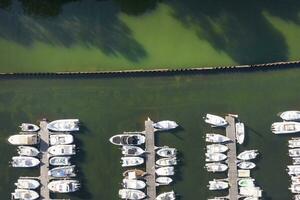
280 111 300 121
15 178 40 189
156 157 177 166
11 156 40 168
289 148 300 157
109 134 145 146
156 177 173 185
119 189 146 200
47 119 79 132
205 162 228 173
271 122 300 134
239 186 262 197
156 191 175 200
156 147 177 157
236 122 245 144
49 156 71 166
123 169 147 179
204 114 228 127
122 145 145 156
153 120 179 131
237 161 256 169
295 194 300 200
8 134 38 145
238 178 255 187
48 165 76 178
19 123 40 132
156 167 175 176
11 189 39 200
208 180 229 190
206 144 228 153
290 182 300 193
48 144 76 156
294 158 300 165
288 165 300 176
205 153 227 162
122 179 146 189
290 139 300 148
17 146 39 157
206 133 231 143
121 157 144 167
48 180 80 193
50 134 74 145
237 150 259 160
291 176 300 183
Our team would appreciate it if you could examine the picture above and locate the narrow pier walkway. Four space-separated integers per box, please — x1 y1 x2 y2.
39 120 50 200
144 118 156 200
225 116 238 200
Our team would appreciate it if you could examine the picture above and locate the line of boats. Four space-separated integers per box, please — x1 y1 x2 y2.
271 111 300 134
8 119 81 200
109 120 179 200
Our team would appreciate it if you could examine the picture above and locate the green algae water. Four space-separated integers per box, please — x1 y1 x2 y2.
1 0 300 72
0 68 300 199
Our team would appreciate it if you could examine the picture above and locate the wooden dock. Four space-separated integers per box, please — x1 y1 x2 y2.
225 116 239 200
39 120 50 200
144 118 156 200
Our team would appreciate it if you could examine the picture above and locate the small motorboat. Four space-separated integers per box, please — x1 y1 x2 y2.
293 158 300 165
236 122 245 145
122 145 145 156
17 146 39 157
153 120 179 131
243 197 260 200
11 156 40 168
204 114 228 127
271 122 300 134
48 145 76 156
291 176 300 183
156 157 177 166
206 133 231 143
48 165 76 178
156 191 175 200
205 153 227 162
239 186 262 197
295 194 300 200
15 178 40 189
237 150 259 160
280 111 300 121
11 189 39 200
47 119 80 132
237 161 256 169
49 156 71 166
289 148 300 157
48 179 80 193
290 139 300 148
156 167 175 176
119 189 146 200
121 157 144 167
287 165 300 176
208 180 229 190
122 178 146 189
206 144 228 153
123 169 147 179
109 134 145 146
50 134 74 145
156 146 177 157
290 182 300 194
238 178 255 187
205 162 228 173
8 134 38 145
156 177 173 185
19 123 40 132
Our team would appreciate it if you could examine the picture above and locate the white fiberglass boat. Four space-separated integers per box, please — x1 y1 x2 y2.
239 186 262 197
289 149 300 157
290 139 300 148
156 167 175 176
17 146 39 157
156 177 173 185
153 120 179 131
290 182 300 194
156 147 177 157
122 145 145 156
295 194 300 200
11 156 40 168
237 150 259 160
48 144 76 156
110 134 145 146
205 153 227 162
49 156 71 166
243 197 259 200
206 144 228 153
288 165 300 176
119 189 146 200
11 189 39 200
15 178 40 189
19 123 40 132
204 114 228 127
156 157 177 166
205 162 228 173
280 111 300 121
48 180 80 193
8 134 38 145
237 161 256 169
206 133 231 143
156 191 175 200
238 178 255 187
271 122 300 134
294 158 300 165
123 169 147 179
121 157 144 167
122 179 146 189
48 165 76 178
291 176 300 183
50 134 73 145
47 119 79 132
208 180 229 190
236 122 245 144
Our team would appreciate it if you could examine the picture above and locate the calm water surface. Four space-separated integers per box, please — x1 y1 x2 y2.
0 69 299 199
